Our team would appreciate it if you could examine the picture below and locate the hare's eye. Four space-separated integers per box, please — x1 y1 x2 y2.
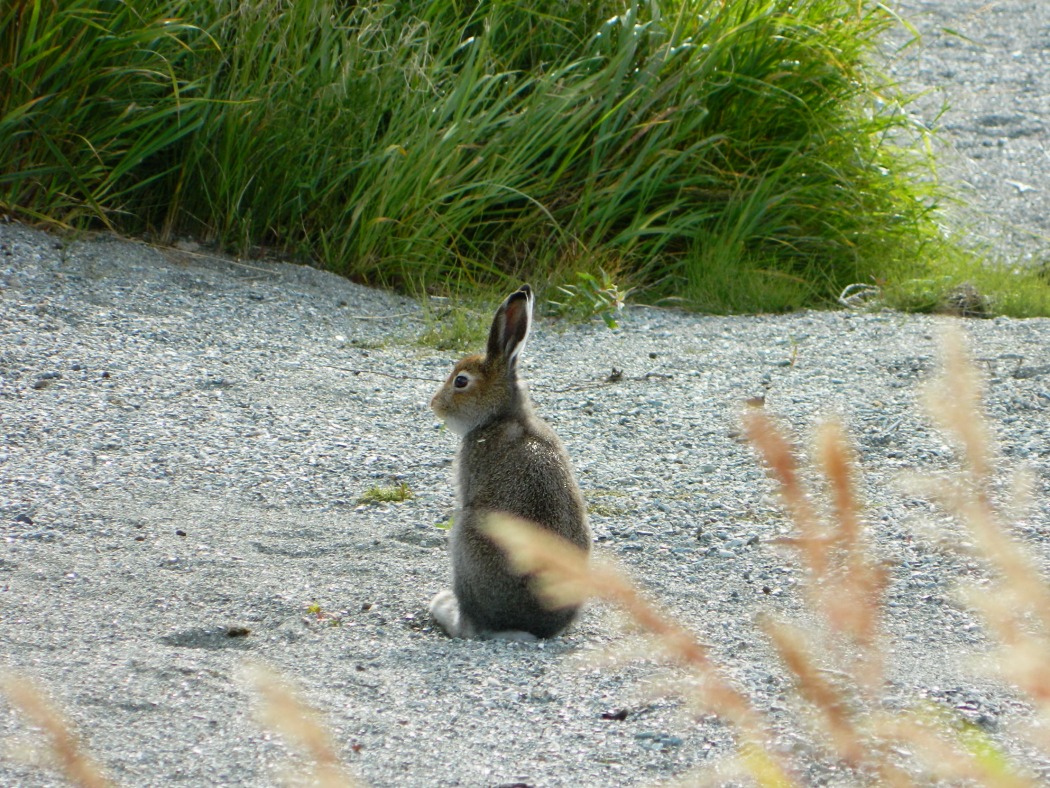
453 374 470 389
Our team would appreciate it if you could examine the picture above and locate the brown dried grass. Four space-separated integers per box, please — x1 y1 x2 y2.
0 674 114 788
488 325 1047 786
919 328 1050 734
241 663 364 788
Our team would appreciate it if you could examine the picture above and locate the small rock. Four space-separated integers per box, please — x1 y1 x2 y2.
32 372 62 389
635 732 684 751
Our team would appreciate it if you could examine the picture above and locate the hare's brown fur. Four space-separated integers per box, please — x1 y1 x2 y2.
429 285 591 639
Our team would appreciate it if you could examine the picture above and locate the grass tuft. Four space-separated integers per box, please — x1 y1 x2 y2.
357 481 414 505
417 302 491 352
5 0 1033 312
547 269 632 328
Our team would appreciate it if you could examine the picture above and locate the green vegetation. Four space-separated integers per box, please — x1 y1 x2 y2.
586 489 631 518
358 482 414 505
3 0 1046 314
586 501 628 518
305 600 344 626
882 253 1050 318
417 303 490 352
548 270 632 328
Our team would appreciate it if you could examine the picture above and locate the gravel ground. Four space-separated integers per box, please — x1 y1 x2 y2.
1 3 1049 786
885 0 1050 264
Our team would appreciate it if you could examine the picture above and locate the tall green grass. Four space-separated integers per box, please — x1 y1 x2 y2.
3 0 1045 312
0 1 211 227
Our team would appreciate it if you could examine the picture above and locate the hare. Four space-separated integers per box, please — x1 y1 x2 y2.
429 284 591 640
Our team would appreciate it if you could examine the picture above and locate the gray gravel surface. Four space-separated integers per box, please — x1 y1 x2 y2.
886 0 1050 264
2 222 1049 786
2 4 1050 786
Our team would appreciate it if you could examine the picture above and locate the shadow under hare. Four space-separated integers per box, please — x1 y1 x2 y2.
429 285 591 640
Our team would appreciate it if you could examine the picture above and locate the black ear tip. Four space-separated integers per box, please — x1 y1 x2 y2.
504 284 532 309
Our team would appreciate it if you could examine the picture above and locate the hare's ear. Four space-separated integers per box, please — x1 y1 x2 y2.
486 284 533 372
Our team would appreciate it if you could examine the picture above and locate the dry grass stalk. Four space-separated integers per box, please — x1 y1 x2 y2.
745 412 887 696
0 673 114 788
744 386 1046 784
911 470 1050 636
873 714 1038 788
750 400 1046 787
742 409 830 577
963 585 1050 714
817 420 862 559
815 420 889 692
760 618 864 766
923 328 994 484
242 663 363 788
921 329 1050 626
743 410 905 779
921 327 1050 714
483 515 797 787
